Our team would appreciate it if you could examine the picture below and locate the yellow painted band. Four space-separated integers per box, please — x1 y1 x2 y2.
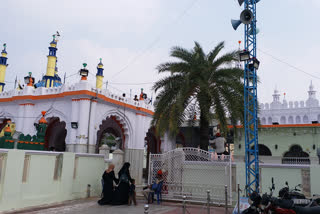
0 64 7 82
46 56 56 77
96 75 103 89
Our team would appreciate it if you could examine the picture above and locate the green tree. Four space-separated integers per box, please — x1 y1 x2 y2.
152 41 244 151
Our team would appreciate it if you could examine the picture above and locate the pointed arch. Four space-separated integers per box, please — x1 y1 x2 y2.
303 115 309 124
96 109 133 152
267 117 272 125
296 116 301 124
261 117 266 125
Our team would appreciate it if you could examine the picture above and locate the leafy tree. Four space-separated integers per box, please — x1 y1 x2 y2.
152 41 244 150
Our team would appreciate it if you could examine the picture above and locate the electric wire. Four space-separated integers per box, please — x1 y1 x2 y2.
107 0 200 82
258 48 320 80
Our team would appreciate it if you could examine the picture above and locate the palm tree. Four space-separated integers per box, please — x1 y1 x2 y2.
152 41 244 151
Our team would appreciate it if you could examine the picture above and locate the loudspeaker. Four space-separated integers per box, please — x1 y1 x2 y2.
231 19 242 30
240 9 253 24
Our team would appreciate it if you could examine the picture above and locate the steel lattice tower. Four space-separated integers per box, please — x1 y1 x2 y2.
243 0 259 195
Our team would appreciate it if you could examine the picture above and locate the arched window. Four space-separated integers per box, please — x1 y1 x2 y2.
288 116 294 124
280 116 286 124
251 144 272 156
282 145 310 164
296 116 301 124
303 115 308 124
268 117 272 125
261 117 266 125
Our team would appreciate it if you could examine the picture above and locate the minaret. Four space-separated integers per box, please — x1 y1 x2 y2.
272 88 280 102
45 34 58 88
96 58 104 89
0 43 8 92
308 81 316 99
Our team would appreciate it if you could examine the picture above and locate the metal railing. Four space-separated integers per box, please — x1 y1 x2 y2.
281 157 311 165
148 147 233 206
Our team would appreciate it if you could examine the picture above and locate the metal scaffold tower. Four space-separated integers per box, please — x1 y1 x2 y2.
231 0 261 195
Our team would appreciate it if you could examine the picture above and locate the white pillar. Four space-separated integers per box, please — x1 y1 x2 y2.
124 113 146 185
76 98 90 153
66 99 80 152
15 104 25 133
88 100 97 153
23 103 35 136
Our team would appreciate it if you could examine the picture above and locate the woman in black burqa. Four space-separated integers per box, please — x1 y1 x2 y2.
112 162 133 205
98 164 119 205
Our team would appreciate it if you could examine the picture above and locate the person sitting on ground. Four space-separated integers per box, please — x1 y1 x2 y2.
143 170 164 204
211 133 226 156
128 179 137 206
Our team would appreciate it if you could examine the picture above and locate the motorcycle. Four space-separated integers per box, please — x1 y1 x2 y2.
243 178 320 214
278 182 309 206
262 178 320 214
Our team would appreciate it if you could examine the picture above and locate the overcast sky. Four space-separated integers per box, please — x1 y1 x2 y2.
1 0 320 104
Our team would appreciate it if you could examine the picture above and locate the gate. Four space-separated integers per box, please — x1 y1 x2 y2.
148 147 232 205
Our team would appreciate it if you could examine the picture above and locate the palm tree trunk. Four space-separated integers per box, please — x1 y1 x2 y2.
199 112 209 151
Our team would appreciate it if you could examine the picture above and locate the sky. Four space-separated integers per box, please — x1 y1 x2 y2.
0 0 320 104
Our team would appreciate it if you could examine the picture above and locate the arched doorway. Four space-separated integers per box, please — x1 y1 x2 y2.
45 117 67 151
96 116 125 153
282 145 310 164
144 127 161 183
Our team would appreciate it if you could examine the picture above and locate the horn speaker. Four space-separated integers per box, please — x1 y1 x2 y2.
240 9 253 24
231 19 242 30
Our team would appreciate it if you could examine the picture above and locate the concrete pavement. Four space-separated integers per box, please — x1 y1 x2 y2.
5 198 233 214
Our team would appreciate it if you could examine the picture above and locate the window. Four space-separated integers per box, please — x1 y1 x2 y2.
53 155 63 180
22 155 31 183
282 145 310 164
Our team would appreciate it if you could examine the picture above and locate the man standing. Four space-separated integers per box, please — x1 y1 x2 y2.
211 133 226 156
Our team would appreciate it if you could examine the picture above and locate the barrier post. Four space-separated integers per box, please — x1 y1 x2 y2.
225 185 228 214
207 190 210 214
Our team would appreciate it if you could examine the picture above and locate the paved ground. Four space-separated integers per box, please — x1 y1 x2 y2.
8 198 233 214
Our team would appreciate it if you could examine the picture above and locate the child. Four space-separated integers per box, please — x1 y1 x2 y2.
128 179 137 206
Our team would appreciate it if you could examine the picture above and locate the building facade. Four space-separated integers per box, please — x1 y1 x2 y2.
259 83 320 125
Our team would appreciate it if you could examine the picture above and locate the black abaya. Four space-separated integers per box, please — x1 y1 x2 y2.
98 171 119 205
112 168 133 205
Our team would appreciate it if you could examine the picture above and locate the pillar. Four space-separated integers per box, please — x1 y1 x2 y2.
88 100 97 153
15 104 25 133
124 113 145 185
22 103 35 136
112 149 124 175
66 99 79 152
75 98 90 153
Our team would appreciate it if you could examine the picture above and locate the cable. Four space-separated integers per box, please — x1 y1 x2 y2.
108 0 200 81
258 48 320 80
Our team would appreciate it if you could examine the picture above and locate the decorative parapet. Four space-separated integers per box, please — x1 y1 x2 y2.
0 82 154 113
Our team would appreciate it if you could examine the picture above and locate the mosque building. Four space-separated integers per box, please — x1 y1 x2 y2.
0 34 165 184
259 83 320 125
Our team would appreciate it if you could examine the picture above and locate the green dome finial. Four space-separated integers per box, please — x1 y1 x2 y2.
83 63 87 68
